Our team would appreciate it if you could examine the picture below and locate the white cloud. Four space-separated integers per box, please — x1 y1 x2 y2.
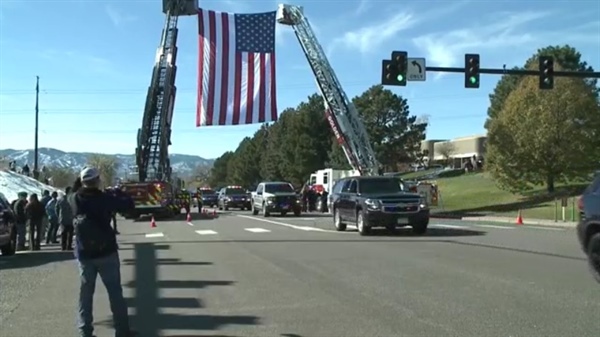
330 12 415 55
411 11 599 80
105 4 137 27
413 11 547 69
328 1 469 57
355 0 371 16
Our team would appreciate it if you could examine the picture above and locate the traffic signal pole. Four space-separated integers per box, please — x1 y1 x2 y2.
381 51 600 90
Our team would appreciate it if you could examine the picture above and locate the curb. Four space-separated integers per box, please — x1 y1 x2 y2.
459 216 577 229
430 214 463 220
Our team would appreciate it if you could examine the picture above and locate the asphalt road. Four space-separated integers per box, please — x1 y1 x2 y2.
1 208 599 337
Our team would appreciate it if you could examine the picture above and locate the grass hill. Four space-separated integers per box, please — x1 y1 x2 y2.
402 170 588 221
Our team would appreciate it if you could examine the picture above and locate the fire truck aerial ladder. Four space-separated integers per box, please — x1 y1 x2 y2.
276 4 380 176
135 0 198 183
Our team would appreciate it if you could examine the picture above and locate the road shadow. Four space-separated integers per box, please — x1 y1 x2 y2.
432 183 588 218
447 240 586 262
269 213 331 219
0 249 73 269
360 227 485 237
134 212 217 223
118 243 171 251
98 243 259 337
121 257 213 267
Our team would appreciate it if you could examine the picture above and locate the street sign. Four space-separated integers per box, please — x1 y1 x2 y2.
407 58 426 81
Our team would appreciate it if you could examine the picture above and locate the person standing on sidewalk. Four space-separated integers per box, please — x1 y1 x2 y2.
39 190 51 242
25 194 45 251
12 192 28 251
45 191 60 244
70 167 136 337
56 186 74 250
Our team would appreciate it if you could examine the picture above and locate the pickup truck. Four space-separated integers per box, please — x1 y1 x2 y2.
330 176 430 236
251 181 302 217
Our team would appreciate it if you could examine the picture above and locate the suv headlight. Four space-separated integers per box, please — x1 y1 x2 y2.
365 199 381 209
266 196 275 203
419 197 428 208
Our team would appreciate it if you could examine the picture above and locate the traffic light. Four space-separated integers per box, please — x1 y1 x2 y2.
539 56 554 89
391 51 408 86
464 54 480 88
381 60 398 86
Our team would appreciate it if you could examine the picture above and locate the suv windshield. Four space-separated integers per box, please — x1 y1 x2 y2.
265 183 294 193
358 178 406 194
199 189 216 195
225 188 246 195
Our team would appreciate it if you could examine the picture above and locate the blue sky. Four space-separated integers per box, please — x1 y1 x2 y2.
0 0 598 159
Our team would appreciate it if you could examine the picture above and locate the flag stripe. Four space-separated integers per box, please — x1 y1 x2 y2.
206 10 217 125
196 11 206 127
218 12 229 126
270 54 277 121
197 9 277 126
233 52 242 125
245 53 254 124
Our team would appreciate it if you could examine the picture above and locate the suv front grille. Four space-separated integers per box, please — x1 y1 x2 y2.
275 196 296 204
381 198 421 213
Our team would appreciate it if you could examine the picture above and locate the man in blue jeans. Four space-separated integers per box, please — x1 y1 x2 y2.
70 167 136 337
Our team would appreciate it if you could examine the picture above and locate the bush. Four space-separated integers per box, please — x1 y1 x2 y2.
437 169 465 178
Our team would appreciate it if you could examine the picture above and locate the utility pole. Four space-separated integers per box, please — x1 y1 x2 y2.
34 76 39 180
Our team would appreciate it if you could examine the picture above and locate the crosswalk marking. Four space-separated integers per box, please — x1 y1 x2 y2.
196 230 218 235
244 228 271 233
145 232 165 238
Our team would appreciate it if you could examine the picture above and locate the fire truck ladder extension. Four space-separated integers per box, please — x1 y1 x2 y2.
280 5 379 175
137 11 179 182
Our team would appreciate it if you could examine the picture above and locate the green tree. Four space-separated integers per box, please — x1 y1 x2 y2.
326 140 351 170
486 63 600 193
208 151 233 187
352 85 427 171
87 154 119 187
227 133 265 187
283 94 332 186
259 109 295 181
485 45 598 129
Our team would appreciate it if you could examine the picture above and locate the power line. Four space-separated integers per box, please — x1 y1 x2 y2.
0 81 378 95
0 113 487 135
0 77 489 95
0 94 490 116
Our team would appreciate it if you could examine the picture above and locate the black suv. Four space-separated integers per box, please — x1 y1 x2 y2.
576 172 600 283
330 176 429 236
218 186 251 211
0 192 17 256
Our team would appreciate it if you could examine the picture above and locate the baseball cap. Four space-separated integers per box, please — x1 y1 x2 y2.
80 167 100 182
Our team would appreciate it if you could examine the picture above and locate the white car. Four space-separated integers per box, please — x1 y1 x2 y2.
251 182 302 217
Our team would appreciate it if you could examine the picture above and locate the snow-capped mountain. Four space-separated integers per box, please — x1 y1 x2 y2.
0 148 214 176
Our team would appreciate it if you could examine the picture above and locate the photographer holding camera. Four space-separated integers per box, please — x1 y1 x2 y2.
69 167 137 337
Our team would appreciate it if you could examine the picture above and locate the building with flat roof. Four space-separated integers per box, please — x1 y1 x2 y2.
421 134 487 168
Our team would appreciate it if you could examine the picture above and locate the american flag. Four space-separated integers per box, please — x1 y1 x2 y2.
196 9 278 126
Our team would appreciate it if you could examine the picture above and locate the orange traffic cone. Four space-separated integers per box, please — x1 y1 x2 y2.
150 216 157 228
515 210 523 225
186 213 191 222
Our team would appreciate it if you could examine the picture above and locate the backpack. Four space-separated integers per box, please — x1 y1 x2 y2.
72 196 115 258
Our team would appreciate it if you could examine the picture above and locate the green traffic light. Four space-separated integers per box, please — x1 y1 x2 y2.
397 74 404 82
469 76 477 84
